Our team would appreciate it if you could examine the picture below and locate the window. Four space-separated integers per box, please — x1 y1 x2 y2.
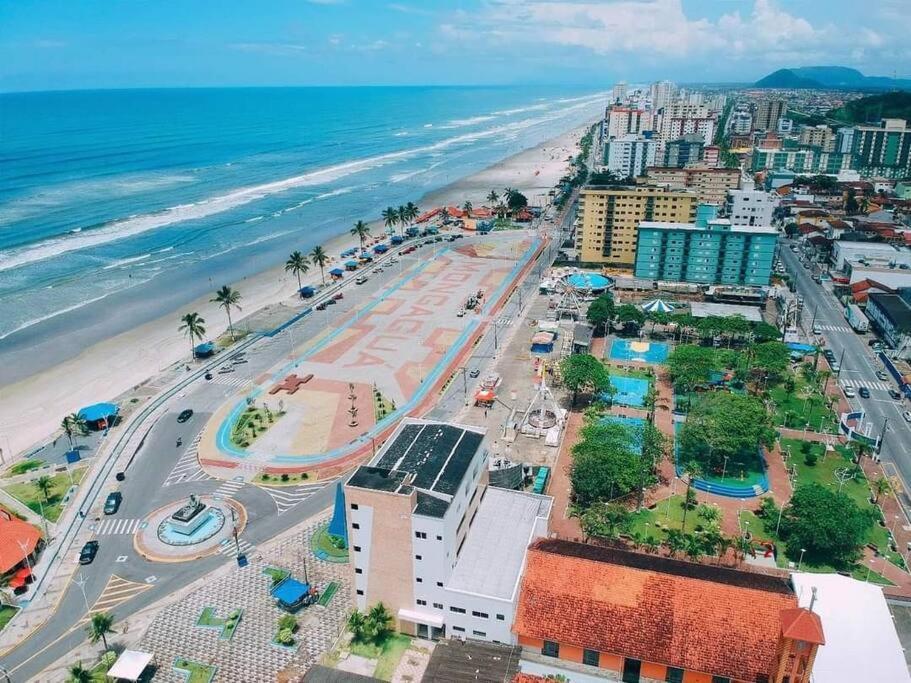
416 577 423 583
471 611 488 619
416 599 427 606
415 555 422 560
452 626 465 632
472 630 486 637
352 523 360 530
436 535 442 540
622 658 641 683
415 531 427 539
496 614 505 621
433 603 443 610
542 640 559 658
450 607 466 614
711 678 731 683
583 649 600 667
666 668 685 683
354 568 363 574
353 545 361 552
350 503 359 510
356 589 364 596
436 582 443 587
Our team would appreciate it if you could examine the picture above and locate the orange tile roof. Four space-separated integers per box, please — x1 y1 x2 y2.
0 514 41 574
780 608 825 645
513 675 548 683
514 540 798 683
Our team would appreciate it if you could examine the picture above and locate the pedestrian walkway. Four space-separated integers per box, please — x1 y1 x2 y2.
264 483 328 515
213 479 245 499
163 435 212 486
839 378 893 391
78 575 152 623
210 373 249 388
216 536 255 558
92 517 142 536
815 324 852 333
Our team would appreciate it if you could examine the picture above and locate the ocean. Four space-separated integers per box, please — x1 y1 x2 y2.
0 86 605 374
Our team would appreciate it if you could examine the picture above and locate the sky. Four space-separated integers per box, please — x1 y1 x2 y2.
2 0 910 92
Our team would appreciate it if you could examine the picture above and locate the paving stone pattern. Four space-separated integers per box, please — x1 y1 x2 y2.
138 515 351 682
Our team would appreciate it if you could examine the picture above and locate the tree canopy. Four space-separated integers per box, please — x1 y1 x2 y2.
677 392 774 472
559 354 612 405
666 345 718 392
780 483 874 569
748 340 791 381
586 293 615 333
616 303 645 330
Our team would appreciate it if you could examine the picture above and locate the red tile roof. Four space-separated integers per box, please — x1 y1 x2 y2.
0 513 41 574
513 675 547 683
780 608 825 645
514 540 798 683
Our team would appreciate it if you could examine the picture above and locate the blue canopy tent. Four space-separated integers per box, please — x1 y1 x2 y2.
373 244 389 254
271 577 315 612
78 402 119 430
194 341 215 358
345 261 359 271
358 252 373 262
299 286 316 298
329 268 344 278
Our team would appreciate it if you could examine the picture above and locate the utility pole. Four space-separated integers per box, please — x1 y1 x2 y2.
837 348 846 376
461 367 468 405
878 416 889 455
811 304 819 329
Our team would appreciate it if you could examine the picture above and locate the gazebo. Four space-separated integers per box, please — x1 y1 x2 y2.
344 261 359 271
107 650 154 681
641 299 675 315
329 268 344 279
77 402 119 430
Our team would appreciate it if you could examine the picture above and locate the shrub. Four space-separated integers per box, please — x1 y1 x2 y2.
804 452 818 467
278 614 297 632
281 473 289 482
100 651 117 670
277 627 295 645
262 473 270 481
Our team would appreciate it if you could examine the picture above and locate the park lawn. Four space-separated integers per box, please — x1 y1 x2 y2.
770 383 837 432
3 459 44 477
0 605 18 632
350 633 411 681
627 495 705 542
2 468 86 522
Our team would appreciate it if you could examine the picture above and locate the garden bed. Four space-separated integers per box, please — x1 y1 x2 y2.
312 525 349 563
229 406 284 449
195 606 243 639
173 658 217 683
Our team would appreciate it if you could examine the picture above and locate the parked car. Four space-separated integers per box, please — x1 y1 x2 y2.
79 541 99 565
903 411 911 423
830 361 841 372
326 298 337 306
333 293 343 301
812 324 822 335
316 302 327 310
859 386 871 399
205 372 213 380
842 385 856 398
889 389 902 401
469 369 480 378
104 491 122 515
876 370 888 381
177 409 193 423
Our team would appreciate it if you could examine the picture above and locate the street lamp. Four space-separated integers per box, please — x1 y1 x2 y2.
721 455 730 482
798 547 806 571
866 558 875 583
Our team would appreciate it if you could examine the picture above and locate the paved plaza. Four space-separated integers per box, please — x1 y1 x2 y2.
198 232 540 478
137 514 351 682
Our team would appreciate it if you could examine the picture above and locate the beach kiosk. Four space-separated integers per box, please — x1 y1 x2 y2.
77 402 119 431
373 243 389 254
329 267 344 280
344 260 359 272
107 650 154 682
272 577 318 613
193 341 215 358
299 286 316 299
358 252 373 263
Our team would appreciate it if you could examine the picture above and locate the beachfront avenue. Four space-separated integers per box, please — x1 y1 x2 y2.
0 230 553 681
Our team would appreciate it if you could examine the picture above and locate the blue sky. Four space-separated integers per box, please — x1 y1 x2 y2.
2 0 909 91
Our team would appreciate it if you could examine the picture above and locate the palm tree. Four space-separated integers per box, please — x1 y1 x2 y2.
87 611 115 650
35 474 53 504
381 206 399 235
348 610 367 642
67 661 93 683
61 413 87 448
285 251 310 295
462 200 473 217
211 285 242 341
872 475 892 504
178 312 206 361
404 202 419 225
309 245 329 286
397 205 408 236
487 190 499 205
350 220 371 252
680 461 702 531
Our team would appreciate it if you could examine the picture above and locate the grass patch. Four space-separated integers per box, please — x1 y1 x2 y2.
229 406 284 449
195 607 242 639
373 388 397 422
2 468 86 522
317 581 339 607
263 566 291 586
313 526 349 562
0 605 18 632
627 495 704 542
603 364 654 381
350 633 412 681
174 658 216 683
770 380 837 432
3 459 44 477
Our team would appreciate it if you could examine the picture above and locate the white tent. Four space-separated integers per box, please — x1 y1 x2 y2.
107 650 154 681
641 299 674 314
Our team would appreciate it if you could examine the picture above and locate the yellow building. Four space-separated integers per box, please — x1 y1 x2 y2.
645 166 741 204
576 185 698 267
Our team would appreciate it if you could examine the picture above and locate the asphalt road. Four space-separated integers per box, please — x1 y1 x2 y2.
0 231 542 681
780 241 911 501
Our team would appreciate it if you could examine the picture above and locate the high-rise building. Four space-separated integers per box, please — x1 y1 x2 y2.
753 99 787 132
751 148 854 175
835 127 855 154
852 118 911 179
731 110 753 134
645 166 741 204
702 145 721 168
777 118 794 135
603 135 657 178
650 80 675 110
663 134 705 168
634 204 777 285
658 103 716 148
575 185 698 266
612 81 628 103
798 124 835 151
344 418 552 643
605 107 653 139
726 188 778 226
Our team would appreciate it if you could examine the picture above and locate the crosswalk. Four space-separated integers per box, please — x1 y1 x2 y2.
815 324 853 333
216 536 256 557
210 373 249 388
163 435 212 486
93 518 143 536
840 378 893 392
264 482 328 515
79 575 151 622
213 479 246 499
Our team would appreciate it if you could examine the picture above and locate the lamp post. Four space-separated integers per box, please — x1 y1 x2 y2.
721 455 730 483
775 503 785 538
866 558 875 583
798 547 806 571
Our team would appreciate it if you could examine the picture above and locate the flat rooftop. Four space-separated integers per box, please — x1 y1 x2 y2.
639 220 777 235
690 301 763 322
445 487 552 601
347 419 485 504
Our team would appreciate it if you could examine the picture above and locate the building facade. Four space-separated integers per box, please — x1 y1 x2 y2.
852 118 911 179
866 292 911 354
605 107 653 140
754 98 787 132
731 110 753 134
646 166 741 204
798 124 835 151
344 419 551 644
576 185 698 266
726 188 778 226
603 134 657 178
657 103 716 149
750 148 854 175
663 134 705 168
634 204 777 285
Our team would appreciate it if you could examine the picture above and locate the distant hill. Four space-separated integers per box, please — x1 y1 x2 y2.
755 66 911 91
828 91 911 124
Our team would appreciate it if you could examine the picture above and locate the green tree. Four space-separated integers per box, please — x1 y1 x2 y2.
404 202 420 226
67 662 93 683
87 611 115 650
780 483 874 569
559 354 612 406
680 461 702 531
748 340 791 384
753 321 783 342
285 251 310 294
616 303 645 332
784 222 799 237
586 293 615 336
381 206 399 234
505 188 528 212
697 503 721 526
178 312 206 360
570 420 652 506
666 528 687 557
364 603 393 643
486 190 499 205
871 475 892 504
666 345 716 392
35 474 53 503
309 245 329 286
61 412 88 447
350 220 371 251
211 285 242 341
462 200 473 217
580 501 632 541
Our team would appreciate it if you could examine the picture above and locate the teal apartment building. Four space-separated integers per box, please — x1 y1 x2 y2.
634 205 777 285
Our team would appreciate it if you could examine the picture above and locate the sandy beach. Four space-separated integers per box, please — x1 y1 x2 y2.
0 122 591 459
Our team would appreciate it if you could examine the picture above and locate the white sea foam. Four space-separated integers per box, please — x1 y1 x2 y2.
439 115 498 129
101 253 153 270
0 290 120 341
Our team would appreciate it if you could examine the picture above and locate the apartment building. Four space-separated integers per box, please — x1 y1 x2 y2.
605 107 653 140
798 124 835 151
663 133 704 168
603 134 657 178
649 80 675 110
576 185 697 266
657 103 716 147
634 204 777 286
344 418 552 643
852 118 911 179
751 148 854 175
753 98 787 131
726 187 778 226
645 166 741 204
731 110 752 134
611 81 627 103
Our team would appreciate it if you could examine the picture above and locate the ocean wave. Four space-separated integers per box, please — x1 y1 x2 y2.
101 253 153 270
439 115 498 129
0 290 120 342
0 95 606 274
393 131 408 137
493 103 550 116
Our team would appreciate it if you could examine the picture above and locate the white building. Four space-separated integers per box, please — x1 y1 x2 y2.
603 134 657 178
611 81 628 103
830 240 911 271
650 80 675 111
344 419 552 644
658 103 716 149
726 188 778 226
777 117 794 135
605 107 653 140
731 110 753 134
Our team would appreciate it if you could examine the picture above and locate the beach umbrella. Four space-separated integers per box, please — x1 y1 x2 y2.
641 299 674 314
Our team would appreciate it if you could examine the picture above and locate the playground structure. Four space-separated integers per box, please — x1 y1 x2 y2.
520 365 565 446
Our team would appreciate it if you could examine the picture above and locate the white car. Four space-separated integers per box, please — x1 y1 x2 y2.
903 411 911 423
842 385 856 398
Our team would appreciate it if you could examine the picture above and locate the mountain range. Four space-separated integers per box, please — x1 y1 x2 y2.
755 66 911 91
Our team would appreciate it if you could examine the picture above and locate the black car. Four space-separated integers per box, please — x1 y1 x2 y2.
177 409 193 423
469 369 480 378
859 386 871 399
79 541 99 565
103 491 122 515
889 389 902 400
205 372 213 380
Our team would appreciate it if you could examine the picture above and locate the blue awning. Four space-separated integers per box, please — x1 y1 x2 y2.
329 268 344 275
78 402 119 422
345 260 359 267
194 341 215 356
272 578 310 605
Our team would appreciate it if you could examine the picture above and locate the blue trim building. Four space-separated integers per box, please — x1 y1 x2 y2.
634 204 777 286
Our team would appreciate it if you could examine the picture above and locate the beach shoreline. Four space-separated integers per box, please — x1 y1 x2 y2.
0 121 591 459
